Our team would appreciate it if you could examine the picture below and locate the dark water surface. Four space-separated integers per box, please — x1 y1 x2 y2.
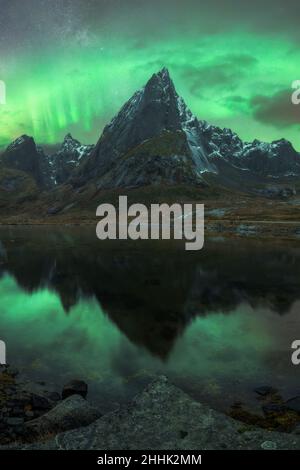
0 226 300 415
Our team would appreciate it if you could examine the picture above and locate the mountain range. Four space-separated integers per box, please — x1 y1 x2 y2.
0 68 299 223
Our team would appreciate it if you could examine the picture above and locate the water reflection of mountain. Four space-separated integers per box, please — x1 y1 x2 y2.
0 227 300 358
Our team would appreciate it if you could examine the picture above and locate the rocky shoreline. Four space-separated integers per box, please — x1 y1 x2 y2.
0 365 94 445
1 371 300 450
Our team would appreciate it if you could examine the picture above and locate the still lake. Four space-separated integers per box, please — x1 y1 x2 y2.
0 226 300 414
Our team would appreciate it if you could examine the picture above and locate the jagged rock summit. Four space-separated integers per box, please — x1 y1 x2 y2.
47 133 94 186
0 135 47 186
78 68 215 188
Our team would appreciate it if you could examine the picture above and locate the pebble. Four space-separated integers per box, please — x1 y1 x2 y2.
261 441 277 450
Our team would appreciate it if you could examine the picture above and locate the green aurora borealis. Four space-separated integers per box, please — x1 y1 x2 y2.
0 0 299 149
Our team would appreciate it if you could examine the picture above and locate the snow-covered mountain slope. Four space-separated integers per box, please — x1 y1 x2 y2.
48 134 94 186
233 139 300 177
200 122 300 178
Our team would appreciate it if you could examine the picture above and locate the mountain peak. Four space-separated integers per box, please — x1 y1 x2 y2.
158 66 170 74
63 133 76 142
80 67 215 181
1 134 46 185
6 135 35 152
64 133 73 139
62 133 81 150
153 67 172 82
145 67 176 98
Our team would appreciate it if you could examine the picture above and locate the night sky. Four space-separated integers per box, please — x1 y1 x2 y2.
0 0 299 149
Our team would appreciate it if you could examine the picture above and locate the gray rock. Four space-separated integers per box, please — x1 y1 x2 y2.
25 395 101 438
261 441 277 450
45 392 61 402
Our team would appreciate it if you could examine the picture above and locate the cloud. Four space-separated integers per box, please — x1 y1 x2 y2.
250 89 300 128
222 94 249 112
2 0 300 58
179 55 258 97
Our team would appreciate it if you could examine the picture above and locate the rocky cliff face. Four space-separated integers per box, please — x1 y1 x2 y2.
78 68 215 188
234 139 300 177
200 123 300 178
0 135 47 186
48 134 94 186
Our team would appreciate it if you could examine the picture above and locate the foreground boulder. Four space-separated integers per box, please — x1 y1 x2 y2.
25 395 101 438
